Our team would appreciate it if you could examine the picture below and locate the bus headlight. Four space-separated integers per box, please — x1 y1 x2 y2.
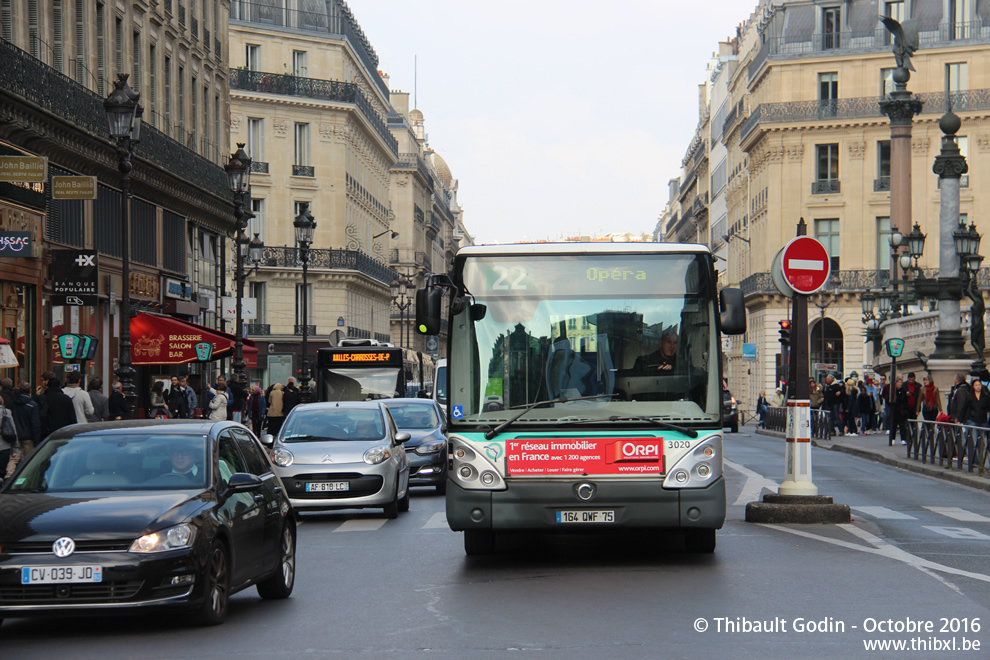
663 435 722 489
449 436 505 491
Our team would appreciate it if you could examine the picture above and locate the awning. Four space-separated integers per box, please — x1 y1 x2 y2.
0 338 17 368
129 313 257 367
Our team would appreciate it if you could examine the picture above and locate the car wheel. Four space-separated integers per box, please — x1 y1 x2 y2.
193 542 230 626
684 529 716 553
257 522 296 600
464 529 496 556
383 484 399 519
398 488 410 513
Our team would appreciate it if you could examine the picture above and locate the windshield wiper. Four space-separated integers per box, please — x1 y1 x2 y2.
556 415 698 438
484 394 616 440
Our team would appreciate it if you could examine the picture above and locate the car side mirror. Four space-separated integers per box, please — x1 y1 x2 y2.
394 431 412 445
225 472 263 495
260 433 274 446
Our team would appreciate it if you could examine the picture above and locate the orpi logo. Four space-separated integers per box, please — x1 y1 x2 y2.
607 439 662 463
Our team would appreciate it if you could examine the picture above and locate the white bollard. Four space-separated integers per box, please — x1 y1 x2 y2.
779 399 818 496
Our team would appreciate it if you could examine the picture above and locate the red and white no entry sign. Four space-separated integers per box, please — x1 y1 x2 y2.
781 236 831 294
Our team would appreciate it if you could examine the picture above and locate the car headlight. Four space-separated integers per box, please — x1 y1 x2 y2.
414 439 446 455
364 445 392 465
130 523 196 553
271 447 294 467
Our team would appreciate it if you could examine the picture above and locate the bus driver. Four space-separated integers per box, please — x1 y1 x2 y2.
635 328 677 372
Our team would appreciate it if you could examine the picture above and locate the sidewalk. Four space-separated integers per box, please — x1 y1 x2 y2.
753 425 990 493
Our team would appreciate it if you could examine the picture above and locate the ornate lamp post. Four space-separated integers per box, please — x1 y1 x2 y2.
390 275 413 348
224 144 254 387
104 74 143 418
294 203 316 403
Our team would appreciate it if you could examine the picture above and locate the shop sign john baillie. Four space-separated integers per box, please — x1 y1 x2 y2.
52 249 99 305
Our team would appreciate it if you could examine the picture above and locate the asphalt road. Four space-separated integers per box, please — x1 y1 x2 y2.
4 428 990 659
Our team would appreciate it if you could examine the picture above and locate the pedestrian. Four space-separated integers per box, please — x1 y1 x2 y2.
903 372 921 425
857 380 875 433
889 376 912 446
149 381 170 419
879 374 892 432
844 378 859 435
227 377 248 423
823 374 845 436
108 380 129 420
0 394 17 481
248 384 267 436
43 378 76 433
283 378 300 415
167 375 189 419
86 377 110 422
63 372 95 424
809 380 824 409
6 382 41 479
0 377 16 408
181 376 198 418
774 387 785 407
919 376 942 422
756 390 769 429
266 383 285 437
208 383 228 421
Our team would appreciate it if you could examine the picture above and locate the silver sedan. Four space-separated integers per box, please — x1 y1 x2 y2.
262 401 411 518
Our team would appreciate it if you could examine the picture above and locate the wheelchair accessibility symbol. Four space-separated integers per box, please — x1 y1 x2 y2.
452 405 464 419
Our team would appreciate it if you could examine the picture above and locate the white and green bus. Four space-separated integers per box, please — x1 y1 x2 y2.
416 243 746 555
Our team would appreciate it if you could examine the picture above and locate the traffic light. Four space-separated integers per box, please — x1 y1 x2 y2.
778 319 791 346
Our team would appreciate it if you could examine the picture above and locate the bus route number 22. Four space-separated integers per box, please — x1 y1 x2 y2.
492 266 530 290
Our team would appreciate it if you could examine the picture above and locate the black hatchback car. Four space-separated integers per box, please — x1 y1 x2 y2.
382 398 448 494
0 420 296 627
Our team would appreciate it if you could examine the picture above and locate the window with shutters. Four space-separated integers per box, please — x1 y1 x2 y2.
249 198 266 243
95 184 122 258
163 211 186 274
250 282 267 324
203 85 210 157
149 44 157 128
1 0 12 42
247 118 265 161
191 76 198 146
131 199 157 266
214 94 221 163
74 0 86 85
96 4 105 96
178 66 185 140
164 56 172 137
115 17 123 78
132 32 141 93
53 0 64 73
28 0 39 59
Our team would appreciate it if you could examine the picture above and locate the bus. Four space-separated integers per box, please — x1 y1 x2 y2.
315 338 434 401
433 358 448 418
415 243 746 554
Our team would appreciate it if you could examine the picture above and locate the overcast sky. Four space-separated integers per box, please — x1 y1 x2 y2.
348 0 754 244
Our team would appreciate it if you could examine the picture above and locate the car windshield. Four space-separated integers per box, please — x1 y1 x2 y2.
383 403 439 429
281 408 386 442
5 434 210 493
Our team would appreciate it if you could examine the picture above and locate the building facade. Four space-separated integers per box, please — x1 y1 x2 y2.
673 0 990 411
1 0 236 407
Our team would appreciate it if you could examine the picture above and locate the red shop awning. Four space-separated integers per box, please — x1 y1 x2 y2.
129 313 257 367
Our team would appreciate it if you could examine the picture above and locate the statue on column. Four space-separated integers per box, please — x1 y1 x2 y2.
879 16 919 72
967 275 986 365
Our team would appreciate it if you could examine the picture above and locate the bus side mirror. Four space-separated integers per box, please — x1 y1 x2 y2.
416 286 443 335
719 287 746 335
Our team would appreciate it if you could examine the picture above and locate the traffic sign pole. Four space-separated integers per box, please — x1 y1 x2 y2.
779 219 818 496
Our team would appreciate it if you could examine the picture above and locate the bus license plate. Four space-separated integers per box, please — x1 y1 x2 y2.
306 482 349 492
22 565 102 584
556 510 615 524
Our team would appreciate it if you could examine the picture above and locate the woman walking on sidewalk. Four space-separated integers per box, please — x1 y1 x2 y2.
919 376 943 422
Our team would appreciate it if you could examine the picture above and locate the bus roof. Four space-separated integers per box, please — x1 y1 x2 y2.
456 242 711 257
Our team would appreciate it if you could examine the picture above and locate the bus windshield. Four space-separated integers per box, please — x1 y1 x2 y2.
450 253 720 426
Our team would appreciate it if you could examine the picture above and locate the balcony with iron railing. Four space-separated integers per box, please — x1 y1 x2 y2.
229 0 388 99
178 4 186 26
229 68 397 153
292 165 314 177
204 28 210 50
250 161 269 174
245 323 271 335
811 179 841 195
874 176 890 192
260 246 397 286
191 17 198 38
294 324 317 336
0 36 230 201
396 152 432 185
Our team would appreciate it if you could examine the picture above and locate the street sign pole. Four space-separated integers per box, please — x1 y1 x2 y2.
780 219 818 496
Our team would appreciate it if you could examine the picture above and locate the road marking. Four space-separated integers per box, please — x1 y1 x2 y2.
923 506 990 522
724 459 780 506
333 518 388 532
423 512 448 529
850 506 917 520
924 526 990 540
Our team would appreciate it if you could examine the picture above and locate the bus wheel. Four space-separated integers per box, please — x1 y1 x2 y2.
464 530 496 556
684 529 716 553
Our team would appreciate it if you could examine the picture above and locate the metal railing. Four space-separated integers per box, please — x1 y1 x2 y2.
874 177 890 192
250 161 269 174
294 324 317 336
260 246 397 286
292 165 314 177
908 420 988 474
245 323 271 335
811 179 841 195
765 407 833 440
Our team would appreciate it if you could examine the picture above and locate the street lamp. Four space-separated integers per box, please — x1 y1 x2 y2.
390 275 413 348
104 73 143 418
224 143 259 388
294 203 316 403
373 230 400 240
811 275 841 376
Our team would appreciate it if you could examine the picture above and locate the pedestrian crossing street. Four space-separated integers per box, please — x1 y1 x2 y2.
851 505 990 540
